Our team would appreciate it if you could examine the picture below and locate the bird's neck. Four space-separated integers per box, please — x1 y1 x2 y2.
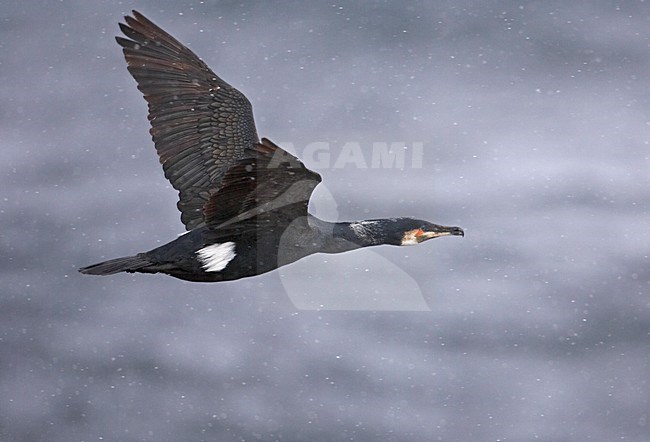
310 217 394 253
339 220 394 246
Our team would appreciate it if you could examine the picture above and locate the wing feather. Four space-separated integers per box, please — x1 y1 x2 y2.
204 138 322 227
116 10 259 230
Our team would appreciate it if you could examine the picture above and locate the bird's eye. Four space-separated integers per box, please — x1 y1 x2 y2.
420 225 427 231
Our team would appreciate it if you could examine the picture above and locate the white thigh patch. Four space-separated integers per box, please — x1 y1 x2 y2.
196 242 236 272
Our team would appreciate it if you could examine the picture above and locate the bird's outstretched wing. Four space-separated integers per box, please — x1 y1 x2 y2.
203 138 322 227
115 10 259 230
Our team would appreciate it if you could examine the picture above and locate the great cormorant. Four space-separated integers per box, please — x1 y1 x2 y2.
79 11 463 282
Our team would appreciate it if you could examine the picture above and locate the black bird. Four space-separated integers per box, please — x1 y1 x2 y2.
79 11 463 283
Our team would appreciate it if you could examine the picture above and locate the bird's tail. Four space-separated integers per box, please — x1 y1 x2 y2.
79 254 152 276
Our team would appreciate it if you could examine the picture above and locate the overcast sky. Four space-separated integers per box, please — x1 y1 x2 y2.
1 1 649 440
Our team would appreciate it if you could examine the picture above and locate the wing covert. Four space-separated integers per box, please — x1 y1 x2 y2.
203 138 322 227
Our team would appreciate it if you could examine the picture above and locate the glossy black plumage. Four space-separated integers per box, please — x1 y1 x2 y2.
79 11 463 282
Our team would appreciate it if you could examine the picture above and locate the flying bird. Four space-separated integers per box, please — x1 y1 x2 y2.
79 11 463 282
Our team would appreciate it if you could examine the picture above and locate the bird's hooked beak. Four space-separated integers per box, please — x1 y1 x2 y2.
402 225 464 245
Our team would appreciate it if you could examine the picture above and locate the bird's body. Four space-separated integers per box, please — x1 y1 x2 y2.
79 11 463 282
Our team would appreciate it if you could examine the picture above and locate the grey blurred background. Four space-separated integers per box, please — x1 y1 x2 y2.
2 1 649 440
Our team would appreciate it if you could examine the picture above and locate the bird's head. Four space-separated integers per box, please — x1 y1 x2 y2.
388 218 464 246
